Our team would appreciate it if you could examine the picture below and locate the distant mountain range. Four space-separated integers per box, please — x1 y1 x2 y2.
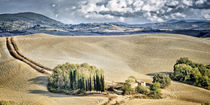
0 12 210 37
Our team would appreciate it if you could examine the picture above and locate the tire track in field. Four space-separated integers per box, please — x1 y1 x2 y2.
6 37 52 75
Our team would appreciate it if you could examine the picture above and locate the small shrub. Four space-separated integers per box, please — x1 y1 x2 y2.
0 101 16 105
149 82 162 99
201 102 210 105
121 82 135 95
0 100 32 105
206 65 210 69
107 86 114 91
128 76 137 81
121 76 137 95
136 85 150 95
153 73 171 88
113 101 120 105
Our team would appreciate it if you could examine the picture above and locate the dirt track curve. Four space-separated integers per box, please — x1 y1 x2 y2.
6 37 52 75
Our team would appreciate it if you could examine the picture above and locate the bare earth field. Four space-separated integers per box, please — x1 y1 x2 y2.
0 33 210 105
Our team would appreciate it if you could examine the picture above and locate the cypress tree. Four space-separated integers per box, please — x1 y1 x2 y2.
93 75 96 90
86 80 88 91
100 75 105 92
70 71 73 89
49 62 105 93
89 77 92 91
96 73 100 91
73 70 77 89
82 77 86 90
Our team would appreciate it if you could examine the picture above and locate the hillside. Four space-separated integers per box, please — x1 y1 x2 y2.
0 12 210 37
0 12 66 36
0 12 63 26
0 33 210 105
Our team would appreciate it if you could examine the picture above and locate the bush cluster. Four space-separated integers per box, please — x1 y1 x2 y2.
122 82 135 95
202 102 210 105
148 82 161 99
121 76 137 95
48 62 105 94
170 57 210 89
153 73 171 88
136 85 150 95
121 76 162 98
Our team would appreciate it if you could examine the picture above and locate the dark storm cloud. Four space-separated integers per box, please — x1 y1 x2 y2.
0 0 210 24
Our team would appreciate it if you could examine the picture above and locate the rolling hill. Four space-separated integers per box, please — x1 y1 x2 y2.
0 12 66 36
0 33 210 105
0 12 210 37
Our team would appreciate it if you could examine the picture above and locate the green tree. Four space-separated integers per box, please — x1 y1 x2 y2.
136 85 150 95
176 57 192 65
101 75 105 91
172 57 210 90
89 77 92 91
153 73 171 88
149 82 161 99
48 62 105 94
173 64 193 81
96 73 100 91
122 82 134 95
206 65 210 69
201 102 210 105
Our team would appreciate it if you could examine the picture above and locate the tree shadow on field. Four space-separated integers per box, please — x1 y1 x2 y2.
28 90 75 98
28 76 49 86
146 72 172 76
28 76 113 98
29 90 49 94
28 76 78 97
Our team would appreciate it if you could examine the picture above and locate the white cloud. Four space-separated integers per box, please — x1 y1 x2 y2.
167 0 179 6
133 1 144 11
183 0 193 6
50 0 210 23
119 17 125 22
149 15 164 22
170 12 186 18
1 0 210 24
71 6 76 9
202 10 210 20
106 0 132 13
204 14 210 20
126 0 133 5
195 0 206 5
52 3 56 7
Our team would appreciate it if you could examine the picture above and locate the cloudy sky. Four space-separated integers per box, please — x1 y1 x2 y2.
0 0 210 24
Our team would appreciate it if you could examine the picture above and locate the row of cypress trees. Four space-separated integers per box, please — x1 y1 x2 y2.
68 69 105 91
48 62 105 93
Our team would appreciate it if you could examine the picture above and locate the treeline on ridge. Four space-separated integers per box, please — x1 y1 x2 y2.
170 57 210 89
48 62 105 94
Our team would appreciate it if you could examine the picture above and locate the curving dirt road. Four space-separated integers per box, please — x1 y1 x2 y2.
6 37 52 75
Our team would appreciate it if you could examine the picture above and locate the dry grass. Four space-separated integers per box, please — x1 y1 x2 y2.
122 99 200 105
5 37 50 75
0 37 108 105
0 33 210 105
